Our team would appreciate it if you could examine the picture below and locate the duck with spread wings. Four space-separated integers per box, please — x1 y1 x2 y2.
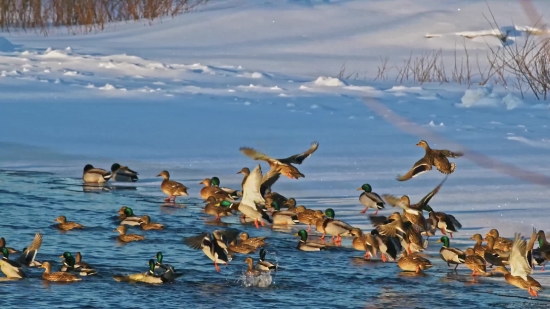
396 140 463 181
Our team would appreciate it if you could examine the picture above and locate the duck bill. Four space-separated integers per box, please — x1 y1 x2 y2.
59 255 64 258
436 240 441 243
236 171 242 174
156 173 162 177
356 187 362 191
292 233 299 236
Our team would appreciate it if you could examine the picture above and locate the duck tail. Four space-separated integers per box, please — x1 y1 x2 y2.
376 203 385 209
291 215 300 224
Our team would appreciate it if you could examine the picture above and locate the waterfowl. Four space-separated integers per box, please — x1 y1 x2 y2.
183 229 240 272
276 141 319 165
297 206 324 232
239 232 267 249
532 248 548 271
40 261 81 282
534 230 550 269
375 212 425 254
60 252 97 276
318 208 354 245
351 228 378 259
239 147 305 179
237 167 280 197
437 236 465 270
199 178 236 201
237 167 250 192
154 252 183 281
371 229 400 262
210 177 240 199
119 207 142 226
255 248 277 271
82 164 112 183
139 215 164 231
271 201 300 225
0 238 18 254
11 232 43 267
464 248 487 276
75 252 94 271
228 240 257 255
54 216 84 231
114 225 145 243
486 229 513 252
204 197 234 221
396 140 463 181
242 257 261 277
484 236 508 267
237 165 273 229
264 191 288 209
357 183 385 214
110 163 138 182
397 251 433 273
157 170 189 203
493 233 542 297
113 259 178 284
294 230 326 251
470 234 488 257
0 257 26 279
424 205 461 238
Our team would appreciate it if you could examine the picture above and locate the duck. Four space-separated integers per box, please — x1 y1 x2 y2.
199 178 237 201
114 225 145 243
0 258 26 279
374 212 426 254
271 201 300 225
255 248 277 271
437 236 465 271
54 216 84 231
239 232 267 249
357 184 385 214
485 229 513 252
113 259 179 284
183 229 240 272
242 257 262 276
318 208 354 245
75 252 94 271
210 177 240 199
4 232 43 267
237 165 273 229
82 164 112 183
237 167 280 197
424 205 462 238
396 140 463 181
237 167 250 192
464 248 487 276
294 229 326 251
0 237 18 254
60 252 97 276
397 251 433 273
228 240 257 255
533 230 550 270
153 252 183 281
157 170 189 203
118 207 142 226
484 235 508 267
371 229 400 262
492 233 542 297
297 206 324 232
239 147 305 179
470 234 488 257
264 190 288 209
110 163 139 182
139 215 164 231
40 261 81 282
204 197 234 221
351 228 378 259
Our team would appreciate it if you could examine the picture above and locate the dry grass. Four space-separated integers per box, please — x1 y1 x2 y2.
0 0 209 35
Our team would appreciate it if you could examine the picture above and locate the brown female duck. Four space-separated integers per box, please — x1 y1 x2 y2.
114 225 145 243
40 261 81 282
157 170 188 203
239 232 267 248
199 178 236 201
464 248 487 276
397 140 463 181
54 216 84 231
239 147 305 179
139 215 164 231
204 197 234 221
485 229 513 252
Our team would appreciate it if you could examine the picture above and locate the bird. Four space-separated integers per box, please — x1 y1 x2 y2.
82 164 112 183
199 178 237 201
244 257 262 277
238 232 267 249
153 252 183 282
464 248 487 276
397 251 433 273
110 163 139 182
139 215 164 231
357 183 385 214
237 165 273 229
485 229 513 252
294 229 326 251
40 261 82 282
157 170 189 203
183 229 240 272
317 208 354 245
0 237 18 254
204 197 234 221
255 248 277 271
424 205 461 238
3 232 43 267
437 236 465 271
118 207 142 226
396 140 463 181
54 216 84 231
0 259 26 279
114 225 145 243
60 252 97 276
210 176 240 199
239 147 306 179
276 141 319 165
271 201 300 225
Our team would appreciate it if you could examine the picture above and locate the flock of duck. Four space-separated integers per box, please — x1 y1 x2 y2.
1 140 549 296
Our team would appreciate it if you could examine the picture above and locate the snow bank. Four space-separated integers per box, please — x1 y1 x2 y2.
456 87 523 110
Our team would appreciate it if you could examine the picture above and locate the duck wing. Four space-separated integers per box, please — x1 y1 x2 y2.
436 149 464 158
260 166 281 196
17 232 42 266
183 233 209 250
396 158 432 181
509 233 532 281
277 141 319 165
242 164 266 207
416 176 448 209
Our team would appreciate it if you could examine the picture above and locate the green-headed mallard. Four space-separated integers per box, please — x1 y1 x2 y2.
397 251 433 273
40 261 81 282
255 248 277 271
114 225 145 243
139 215 164 231
183 229 240 272
113 259 176 284
318 208 354 245
424 205 461 238
0 238 18 254
239 147 305 179
82 164 112 183
493 233 542 297
396 140 463 181
204 197 234 221
210 177 240 198
157 170 188 203
153 252 182 281
60 252 97 276
54 216 84 231
110 163 138 182
3 233 43 267
119 207 142 226
533 230 550 270
271 201 300 225
0 257 26 279
199 178 237 201
464 248 487 276
357 184 385 214
237 165 273 229
437 236 465 270
294 229 326 251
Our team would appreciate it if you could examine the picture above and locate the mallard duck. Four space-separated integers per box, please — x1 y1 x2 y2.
437 236 465 270
237 167 280 197
492 233 542 297
357 184 385 214
183 229 240 272
318 208 354 245
485 229 513 252
374 212 426 254
110 163 138 182
210 177 240 199
75 252 94 270
532 248 548 271
237 165 273 229
199 178 237 201
255 248 277 271
0 238 18 254
484 235 508 267
60 252 97 276
118 207 142 226
3 232 43 267
464 248 487 276
139 215 164 231
470 234 488 257
113 259 178 284
534 230 550 270
424 205 461 238
271 201 300 225
157 170 189 203
244 257 262 277
82 164 112 183
397 251 433 273
228 239 257 255
41 261 81 282
54 216 84 231
0 258 26 279
294 230 326 251
351 228 378 259
237 167 251 192
239 232 266 248
371 229 400 262
239 147 305 179
396 140 463 181
153 252 183 281
204 197 234 221
114 225 145 243
264 191 288 209
297 206 324 232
